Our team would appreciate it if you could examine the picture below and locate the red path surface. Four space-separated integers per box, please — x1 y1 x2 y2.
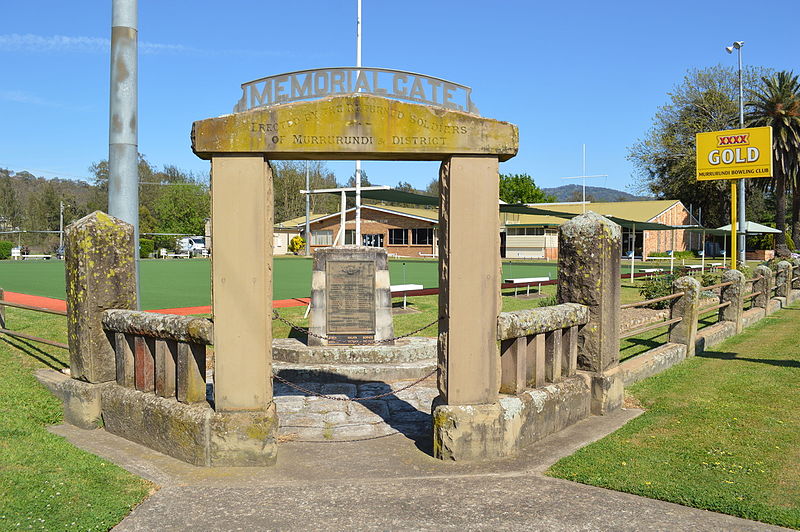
2 291 309 315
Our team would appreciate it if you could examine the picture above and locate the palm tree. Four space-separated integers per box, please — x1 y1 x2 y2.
747 71 800 254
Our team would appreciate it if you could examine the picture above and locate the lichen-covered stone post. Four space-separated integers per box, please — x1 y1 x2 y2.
754 265 772 308
436 156 500 406
776 261 791 299
719 269 745 333
669 276 700 356
65 211 137 383
557 212 622 415
791 258 800 290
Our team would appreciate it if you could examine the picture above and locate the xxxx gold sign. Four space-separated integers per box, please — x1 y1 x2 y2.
696 126 773 180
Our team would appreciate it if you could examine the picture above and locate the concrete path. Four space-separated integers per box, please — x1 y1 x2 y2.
50 409 789 531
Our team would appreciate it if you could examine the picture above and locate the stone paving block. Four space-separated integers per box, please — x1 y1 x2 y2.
294 382 323 394
390 410 432 424
306 399 348 414
357 382 392 397
392 422 431 436
320 383 357 397
273 395 307 413
331 424 381 439
279 413 326 428
352 399 390 419
323 411 349 424
385 397 418 414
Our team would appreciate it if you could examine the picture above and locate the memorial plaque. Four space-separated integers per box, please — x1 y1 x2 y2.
326 261 376 340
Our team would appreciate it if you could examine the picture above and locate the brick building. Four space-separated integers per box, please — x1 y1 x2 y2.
276 199 699 259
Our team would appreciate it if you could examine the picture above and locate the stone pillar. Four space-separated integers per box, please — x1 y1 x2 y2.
753 265 772 308
211 156 273 412
437 156 499 405
719 269 745 333
65 211 137 383
557 211 622 415
792 258 800 290
668 276 700 356
776 261 791 299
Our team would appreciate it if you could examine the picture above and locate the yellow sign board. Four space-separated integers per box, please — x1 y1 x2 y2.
695 126 773 180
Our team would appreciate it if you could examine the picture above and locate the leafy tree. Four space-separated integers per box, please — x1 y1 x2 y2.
0 178 23 228
747 71 800 253
424 177 439 197
628 65 771 228
272 161 338 222
499 173 555 204
152 183 210 238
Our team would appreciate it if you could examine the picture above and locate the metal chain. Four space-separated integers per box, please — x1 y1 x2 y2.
272 309 440 345
273 368 437 402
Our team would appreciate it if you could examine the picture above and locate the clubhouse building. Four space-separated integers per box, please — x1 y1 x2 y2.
274 199 701 259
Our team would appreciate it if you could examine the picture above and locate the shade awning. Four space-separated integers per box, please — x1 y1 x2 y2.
716 221 782 235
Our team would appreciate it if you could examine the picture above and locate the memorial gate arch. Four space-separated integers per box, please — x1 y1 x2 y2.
191 69 518 456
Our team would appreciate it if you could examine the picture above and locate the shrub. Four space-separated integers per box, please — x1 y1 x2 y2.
0 240 12 259
638 274 676 309
648 251 696 259
139 238 154 259
786 231 795 252
735 264 754 279
288 235 305 254
700 271 721 287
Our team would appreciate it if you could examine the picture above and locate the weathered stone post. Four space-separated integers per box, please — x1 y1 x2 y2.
792 258 800 290
557 211 622 415
668 276 700 356
776 261 791 299
436 156 500 406
65 211 137 382
753 265 772 308
719 269 745 334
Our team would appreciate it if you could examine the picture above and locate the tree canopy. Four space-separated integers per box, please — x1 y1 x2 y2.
499 173 555 204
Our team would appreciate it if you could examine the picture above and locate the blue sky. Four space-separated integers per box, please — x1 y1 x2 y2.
1 1 797 194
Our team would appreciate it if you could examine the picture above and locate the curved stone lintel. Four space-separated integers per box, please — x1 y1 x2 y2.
496 303 589 341
102 309 213 345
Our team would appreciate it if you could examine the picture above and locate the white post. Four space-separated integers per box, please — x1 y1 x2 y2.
354 0 363 244
304 161 311 256
630 224 635 283
337 190 347 245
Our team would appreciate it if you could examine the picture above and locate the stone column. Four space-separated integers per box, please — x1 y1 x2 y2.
437 156 499 405
557 211 622 415
753 265 772 308
65 211 137 382
776 261 791 299
211 156 273 412
668 276 700 356
719 269 745 333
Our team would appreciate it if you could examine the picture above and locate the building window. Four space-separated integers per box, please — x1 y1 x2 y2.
311 230 332 246
507 227 544 236
362 233 384 247
411 227 433 245
388 228 408 245
344 229 356 245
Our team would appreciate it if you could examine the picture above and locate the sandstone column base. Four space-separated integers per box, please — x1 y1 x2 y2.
582 367 623 415
35 369 108 430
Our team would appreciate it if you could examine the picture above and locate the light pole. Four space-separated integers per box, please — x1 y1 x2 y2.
726 40 746 266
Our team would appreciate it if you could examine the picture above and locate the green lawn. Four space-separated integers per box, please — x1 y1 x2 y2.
0 308 152 530
548 303 800 529
0 256 674 311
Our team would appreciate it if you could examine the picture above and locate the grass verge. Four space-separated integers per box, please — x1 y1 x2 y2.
548 303 800 529
0 308 153 530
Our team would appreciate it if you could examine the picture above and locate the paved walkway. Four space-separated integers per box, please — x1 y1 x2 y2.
51 409 788 531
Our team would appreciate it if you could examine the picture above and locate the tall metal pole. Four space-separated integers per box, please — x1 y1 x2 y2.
354 0 363 245
59 201 64 250
736 44 746 266
109 0 140 305
305 161 311 256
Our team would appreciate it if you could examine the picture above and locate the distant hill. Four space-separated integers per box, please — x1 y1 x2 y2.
542 184 652 203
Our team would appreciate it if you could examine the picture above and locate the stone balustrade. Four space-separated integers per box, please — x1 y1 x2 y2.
102 310 212 404
497 303 588 395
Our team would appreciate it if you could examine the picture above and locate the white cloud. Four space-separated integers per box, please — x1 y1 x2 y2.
0 33 289 57
0 90 59 107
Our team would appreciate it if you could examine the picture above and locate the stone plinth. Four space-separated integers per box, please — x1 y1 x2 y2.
65 211 137 383
308 247 393 346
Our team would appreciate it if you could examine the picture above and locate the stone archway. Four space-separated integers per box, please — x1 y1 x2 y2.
192 93 518 453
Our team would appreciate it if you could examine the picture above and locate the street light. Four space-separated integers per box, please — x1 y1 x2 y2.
726 40 746 265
